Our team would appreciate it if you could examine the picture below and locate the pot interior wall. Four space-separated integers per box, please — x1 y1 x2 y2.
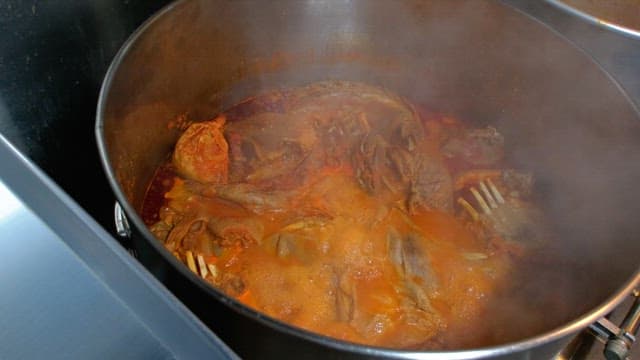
100 0 640 350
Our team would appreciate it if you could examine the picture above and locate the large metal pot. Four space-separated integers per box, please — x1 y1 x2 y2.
96 1 640 358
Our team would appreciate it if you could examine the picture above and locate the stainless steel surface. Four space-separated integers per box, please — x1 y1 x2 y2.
556 293 640 360
590 318 624 345
0 133 238 360
603 291 640 360
96 0 640 358
114 201 132 238
621 290 640 337
588 292 640 360
546 0 640 38
504 2 640 358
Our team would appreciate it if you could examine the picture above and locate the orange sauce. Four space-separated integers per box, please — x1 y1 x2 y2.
141 81 558 350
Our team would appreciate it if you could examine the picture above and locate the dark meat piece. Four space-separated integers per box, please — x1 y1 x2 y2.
265 218 329 263
334 271 355 322
331 270 400 342
208 216 264 248
353 135 456 214
225 112 318 186
407 156 454 214
441 126 504 166
214 183 293 213
319 109 372 167
267 232 310 261
387 228 438 312
225 81 431 187
274 233 295 258
149 219 172 243
224 82 401 184
378 228 444 346
156 215 220 257
353 135 399 195
351 109 427 197
387 146 415 183
221 81 456 214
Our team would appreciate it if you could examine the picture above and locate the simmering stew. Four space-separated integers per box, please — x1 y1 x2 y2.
142 81 569 349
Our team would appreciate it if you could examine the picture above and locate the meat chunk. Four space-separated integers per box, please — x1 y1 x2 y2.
173 116 229 184
225 112 318 186
331 270 399 343
265 218 332 263
351 107 427 197
353 139 453 214
327 227 443 347
407 156 454 214
158 215 214 256
387 228 438 311
353 135 401 195
226 81 434 190
208 217 264 248
213 183 294 213
334 272 355 322
266 231 313 262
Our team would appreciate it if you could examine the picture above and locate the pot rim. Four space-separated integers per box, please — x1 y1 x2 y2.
545 0 640 39
95 1 640 358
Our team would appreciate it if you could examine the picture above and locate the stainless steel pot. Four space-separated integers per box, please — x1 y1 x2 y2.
547 0 640 38
96 1 640 358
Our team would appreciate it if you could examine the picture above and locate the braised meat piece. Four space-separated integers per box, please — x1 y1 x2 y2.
224 81 413 185
173 116 229 183
213 183 294 213
387 228 438 311
225 112 318 186
407 156 454 214
208 217 264 248
264 218 331 263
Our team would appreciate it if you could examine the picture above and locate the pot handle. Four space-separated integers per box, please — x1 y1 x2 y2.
113 202 138 258
589 290 640 360
114 202 132 238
